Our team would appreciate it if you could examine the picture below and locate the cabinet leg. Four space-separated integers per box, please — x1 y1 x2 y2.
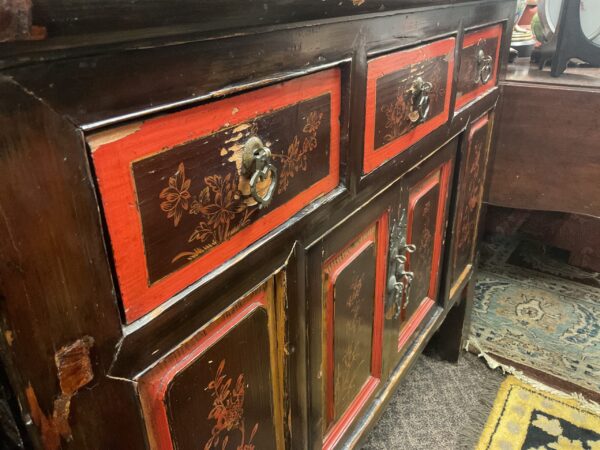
431 279 475 363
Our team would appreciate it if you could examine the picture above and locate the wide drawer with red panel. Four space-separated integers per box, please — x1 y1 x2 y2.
89 69 341 322
456 24 503 111
363 37 455 174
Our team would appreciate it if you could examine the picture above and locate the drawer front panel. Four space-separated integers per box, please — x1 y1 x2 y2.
138 282 282 450
364 38 455 173
448 114 492 296
456 24 503 110
321 214 388 449
90 69 340 322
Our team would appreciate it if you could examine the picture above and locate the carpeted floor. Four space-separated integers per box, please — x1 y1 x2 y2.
362 235 600 449
361 351 504 450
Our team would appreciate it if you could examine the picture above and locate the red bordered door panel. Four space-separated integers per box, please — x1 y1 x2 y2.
363 38 455 173
447 113 493 300
307 209 389 449
137 279 283 450
88 69 341 322
456 24 503 111
383 141 455 376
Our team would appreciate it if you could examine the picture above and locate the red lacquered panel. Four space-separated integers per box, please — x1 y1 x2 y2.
456 24 503 111
448 114 492 296
137 285 281 450
322 213 388 450
89 69 341 322
363 38 455 173
398 159 452 350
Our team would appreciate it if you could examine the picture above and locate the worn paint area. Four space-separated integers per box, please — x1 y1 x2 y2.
25 336 94 450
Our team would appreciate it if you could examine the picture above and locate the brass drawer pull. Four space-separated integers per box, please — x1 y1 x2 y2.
242 136 278 209
408 77 433 124
477 49 493 84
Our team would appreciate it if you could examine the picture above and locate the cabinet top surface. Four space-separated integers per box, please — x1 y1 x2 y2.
2 0 513 130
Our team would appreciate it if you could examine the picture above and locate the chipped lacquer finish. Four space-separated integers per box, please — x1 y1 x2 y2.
448 114 492 298
456 24 503 111
89 69 340 322
137 279 283 450
363 38 455 173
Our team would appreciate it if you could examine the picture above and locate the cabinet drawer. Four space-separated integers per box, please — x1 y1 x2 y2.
137 280 283 450
89 69 341 322
456 24 503 110
363 38 455 174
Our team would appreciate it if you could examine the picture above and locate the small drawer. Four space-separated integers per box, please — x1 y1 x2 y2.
456 24 503 110
89 69 341 322
363 38 455 174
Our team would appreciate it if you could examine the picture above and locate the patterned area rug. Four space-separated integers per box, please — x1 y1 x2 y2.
470 237 600 395
476 376 600 450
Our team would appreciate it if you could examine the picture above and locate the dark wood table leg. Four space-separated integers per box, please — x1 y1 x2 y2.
430 279 475 363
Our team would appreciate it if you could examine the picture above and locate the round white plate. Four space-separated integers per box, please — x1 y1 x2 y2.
538 0 600 45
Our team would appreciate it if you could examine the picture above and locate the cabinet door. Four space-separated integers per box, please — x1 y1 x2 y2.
307 205 390 449
447 113 492 300
137 278 284 450
383 141 454 374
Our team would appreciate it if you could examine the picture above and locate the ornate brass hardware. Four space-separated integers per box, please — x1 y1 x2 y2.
476 49 493 84
241 136 278 209
386 211 417 319
408 77 433 124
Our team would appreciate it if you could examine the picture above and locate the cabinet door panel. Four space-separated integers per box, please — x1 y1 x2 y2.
327 238 377 425
448 113 492 298
137 281 283 450
383 142 454 375
308 210 389 450
400 161 451 346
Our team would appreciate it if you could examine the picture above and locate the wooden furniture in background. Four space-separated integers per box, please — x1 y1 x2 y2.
488 59 600 218
487 59 600 271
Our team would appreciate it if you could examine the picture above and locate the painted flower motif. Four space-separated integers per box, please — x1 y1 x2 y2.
159 162 191 226
204 359 258 450
278 112 323 194
382 87 411 143
191 174 246 227
335 275 366 413
169 170 256 264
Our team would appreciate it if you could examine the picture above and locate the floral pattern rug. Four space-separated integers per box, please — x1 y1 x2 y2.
476 376 600 450
469 237 600 394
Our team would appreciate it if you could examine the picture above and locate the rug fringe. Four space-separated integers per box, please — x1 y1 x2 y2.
465 338 600 416
457 345 505 449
